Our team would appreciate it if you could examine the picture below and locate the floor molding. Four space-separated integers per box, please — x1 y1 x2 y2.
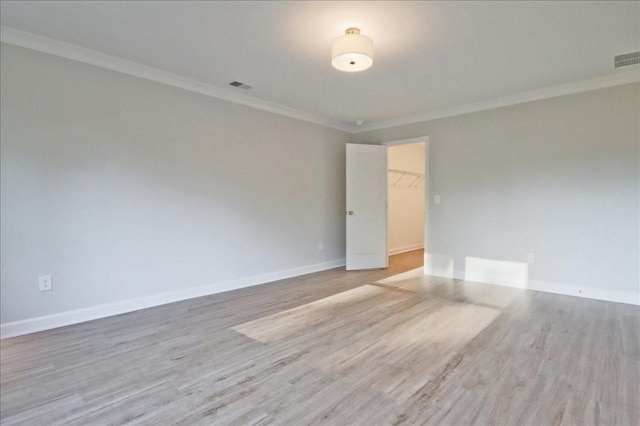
388 244 424 256
1 250 635 424
381 264 640 306
525 279 639 306
0 258 346 339
4 257 637 339
443 269 639 306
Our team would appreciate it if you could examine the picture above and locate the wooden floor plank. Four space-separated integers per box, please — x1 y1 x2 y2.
1 250 638 425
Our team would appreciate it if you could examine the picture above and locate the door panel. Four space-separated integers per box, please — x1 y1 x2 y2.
346 144 388 270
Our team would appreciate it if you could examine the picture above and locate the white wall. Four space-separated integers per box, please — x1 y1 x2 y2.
354 83 640 304
0 44 350 327
2 42 638 336
387 143 425 254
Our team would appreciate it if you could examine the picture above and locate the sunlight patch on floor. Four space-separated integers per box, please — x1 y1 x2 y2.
374 267 424 285
232 284 394 343
315 301 501 402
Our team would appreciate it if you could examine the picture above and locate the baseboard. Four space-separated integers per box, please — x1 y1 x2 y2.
473 277 639 306
427 270 638 306
453 270 465 280
388 244 424 256
0 258 346 339
526 279 639 306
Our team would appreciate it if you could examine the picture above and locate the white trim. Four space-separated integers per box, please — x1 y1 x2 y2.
420 269 465 280
464 257 529 289
388 243 424 256
383 136 430 265
459 256 638 305
429 270 639 306
382 136 430 146
526 279 640 306
2 27 638 135
0 258 346 339
356 70 640 133
0 26 353 133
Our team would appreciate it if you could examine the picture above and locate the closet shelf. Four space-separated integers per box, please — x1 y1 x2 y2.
388 168 424 190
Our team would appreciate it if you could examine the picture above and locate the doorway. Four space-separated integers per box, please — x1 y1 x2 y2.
344 137 429 270
384 137 429 266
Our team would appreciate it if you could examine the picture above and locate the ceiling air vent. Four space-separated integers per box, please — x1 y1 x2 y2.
614 51 640 68
229 81 253 90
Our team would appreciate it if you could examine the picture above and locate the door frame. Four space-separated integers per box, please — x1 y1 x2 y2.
382 136 430 263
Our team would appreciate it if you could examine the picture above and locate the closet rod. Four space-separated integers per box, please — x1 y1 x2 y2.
388 168 423 177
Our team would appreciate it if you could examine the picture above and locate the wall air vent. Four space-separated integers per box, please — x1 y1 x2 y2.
614 51 640 68
229 81 253 89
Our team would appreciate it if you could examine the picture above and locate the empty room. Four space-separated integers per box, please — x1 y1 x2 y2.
1 1 639 425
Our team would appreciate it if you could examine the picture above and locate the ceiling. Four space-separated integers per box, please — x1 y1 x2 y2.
1 1 639 131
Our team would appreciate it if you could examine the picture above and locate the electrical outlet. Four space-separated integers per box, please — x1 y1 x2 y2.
39 275 52 292
526 253 535 264
434 195 441 205
318 241 324 251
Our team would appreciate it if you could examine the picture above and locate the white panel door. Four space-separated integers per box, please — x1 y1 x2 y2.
346 143 388 270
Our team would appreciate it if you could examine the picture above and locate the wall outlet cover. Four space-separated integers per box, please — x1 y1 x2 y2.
39 275 52 292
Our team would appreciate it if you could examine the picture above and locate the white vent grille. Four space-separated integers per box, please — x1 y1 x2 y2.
615 51 640 68
229 81 253 89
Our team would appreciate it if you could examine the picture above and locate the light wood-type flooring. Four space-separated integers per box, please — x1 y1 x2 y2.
1 250 639 425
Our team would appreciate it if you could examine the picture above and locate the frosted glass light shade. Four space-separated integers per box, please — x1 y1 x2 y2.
331 28 373 72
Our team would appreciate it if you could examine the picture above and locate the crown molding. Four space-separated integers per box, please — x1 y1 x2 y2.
355 69 640 133
0 26 354 133
2 26 638 136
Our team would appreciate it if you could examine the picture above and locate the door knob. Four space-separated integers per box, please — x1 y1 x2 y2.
348 211 354 215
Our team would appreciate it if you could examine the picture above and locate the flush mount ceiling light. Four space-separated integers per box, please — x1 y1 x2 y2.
331 27 373 72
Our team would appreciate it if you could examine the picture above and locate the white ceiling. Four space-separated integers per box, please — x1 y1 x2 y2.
1 1 639 130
